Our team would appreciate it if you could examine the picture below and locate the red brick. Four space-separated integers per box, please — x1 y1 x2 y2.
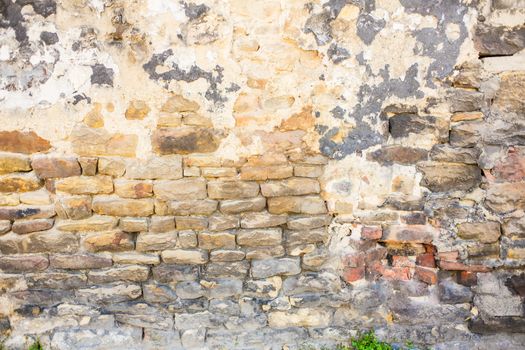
343 252 365 268
343 266 365 283
361 226 382 240
392 256 416 268
416 253 436 268
414 266 438 284
458 271 478 286
438 251 459 261
439 260 491 272
381 266 411 281
363 247 388 264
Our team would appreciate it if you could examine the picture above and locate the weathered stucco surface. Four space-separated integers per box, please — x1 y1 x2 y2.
0 0 524 349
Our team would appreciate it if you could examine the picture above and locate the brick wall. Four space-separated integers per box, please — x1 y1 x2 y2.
0 0 524 349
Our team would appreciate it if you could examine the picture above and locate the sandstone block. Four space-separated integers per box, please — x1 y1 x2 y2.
418 162 481 192
76 283 142 303
114 179 153 198
287 215 331 230
381 225 438 244
251 257 301 278
178 231 197 248
0 205 55 221
0 131 51 154
136 232 178 251
78 157 97 176
204 261 249 278
367 146 428 165
55 176 113 195
125 155 183 180
201 167 237 178
125 100 150 120
268 196 327 214
245 245 285 260
244 277 282 299
161 95 200 113
240 166 293 181
0 193 19 206
71 126 138 157
92 197 154 217
268 308 332 328
198 232 236 249
19 230 79 254
153 178 207 200
208 181 259 199
84 231 134 252
0 254 49 272
31 156 81 179
176 216 208 230
183 155 221 167
485 182 525 213
0 153 31 174
150 216 175 232
113 252 160 265
56 215 118 232
430 145 480 164
240 212 287 228
119 217 148 232
54 196 92 220
49 253 112 269
293 165 323 178
286 228 328 245
26 271 87 289
450 122 482 147
210 249 245 262
208 215 239 231
457 222 501 243
0 220 11 234
237 228 282 247
88 265 150 283
219 197 266 214
260 178 320 197
12 218 54 234
161 249 208 264
168 199 218 216
19 189 50 205
98 157 126 176
0 173 42 192
152 127 223 155
474 24 525 57
494 71 525 114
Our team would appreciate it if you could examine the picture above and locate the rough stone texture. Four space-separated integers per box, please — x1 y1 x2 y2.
0 1 524 349
31 156 81 179
0 131 51 154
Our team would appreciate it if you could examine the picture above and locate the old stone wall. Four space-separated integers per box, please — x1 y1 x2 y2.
0 0 524 349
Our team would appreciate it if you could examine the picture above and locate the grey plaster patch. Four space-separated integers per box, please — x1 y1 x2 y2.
327 44 351 64
356 13 385 45
182 2 209 20
318 64 422 159
142 49 228 105
40 31 59 45
400 0 470 87
90 64 114 87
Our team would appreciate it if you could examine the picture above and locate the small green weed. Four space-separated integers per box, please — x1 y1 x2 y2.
28 340 44 350
338 330 393 350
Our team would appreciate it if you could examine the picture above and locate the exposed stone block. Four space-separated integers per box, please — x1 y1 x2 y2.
55 176 113 195
31 156 81 179
92 197 154 216
267 196 327 215
0 131 51 154
208 181 259 199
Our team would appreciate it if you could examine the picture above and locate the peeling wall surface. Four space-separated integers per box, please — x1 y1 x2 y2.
0 0 524 349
